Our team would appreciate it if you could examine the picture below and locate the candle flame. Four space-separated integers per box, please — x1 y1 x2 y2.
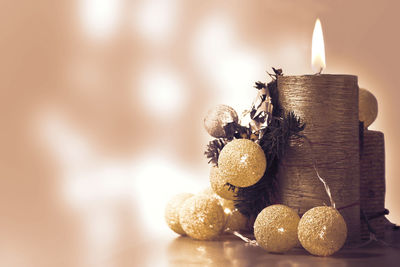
312 18 326 73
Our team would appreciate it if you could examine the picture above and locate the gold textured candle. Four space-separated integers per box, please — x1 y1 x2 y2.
277 74 360 244
277 19 360 244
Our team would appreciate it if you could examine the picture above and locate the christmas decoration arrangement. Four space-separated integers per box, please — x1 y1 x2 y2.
165 19 398 257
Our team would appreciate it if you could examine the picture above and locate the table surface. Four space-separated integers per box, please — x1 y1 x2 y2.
124 228 400 267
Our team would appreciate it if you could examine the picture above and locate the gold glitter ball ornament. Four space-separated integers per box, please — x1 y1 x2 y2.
298 206 347 256
210 166 237 200
218 139 266 187
165 193 194 235
204 104 238 138
179 194 225 240
220 199 248 231
254 204 300 253
359 88 378 128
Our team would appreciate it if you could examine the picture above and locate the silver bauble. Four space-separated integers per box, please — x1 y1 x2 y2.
204 105 238 138
359 88 378 128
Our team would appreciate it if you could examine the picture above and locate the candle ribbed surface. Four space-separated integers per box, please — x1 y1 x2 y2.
360 130 385 240
277 75 360 244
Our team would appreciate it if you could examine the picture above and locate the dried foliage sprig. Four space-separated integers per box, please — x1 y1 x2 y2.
204 68 306 219
204 138 228 167
232 111 305 218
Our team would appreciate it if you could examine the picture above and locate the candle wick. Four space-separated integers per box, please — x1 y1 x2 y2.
315 67 323 75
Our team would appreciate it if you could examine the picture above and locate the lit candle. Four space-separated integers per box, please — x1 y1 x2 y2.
311 18 326 73
276 18 360 244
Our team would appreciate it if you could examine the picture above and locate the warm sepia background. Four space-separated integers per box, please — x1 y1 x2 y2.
1 0 399 266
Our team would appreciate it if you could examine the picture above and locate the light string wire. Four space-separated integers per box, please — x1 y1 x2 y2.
293 134 399 249
297 134 336 208
231 231 258 246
